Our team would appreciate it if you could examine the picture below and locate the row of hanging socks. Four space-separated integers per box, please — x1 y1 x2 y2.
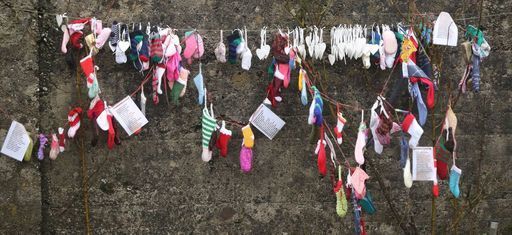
52 12 487 195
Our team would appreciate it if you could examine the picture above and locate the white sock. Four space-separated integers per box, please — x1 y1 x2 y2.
370 100 383 154
403 155 412 188
402 113 424 148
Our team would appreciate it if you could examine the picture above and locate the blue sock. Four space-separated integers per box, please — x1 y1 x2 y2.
412 83 427 126
193 73 204 105
449 166 462 198
399 134 409 168
300 82 308 106
471 54 481 92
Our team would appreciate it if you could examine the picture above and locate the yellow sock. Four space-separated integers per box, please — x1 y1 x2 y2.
242 125 254 148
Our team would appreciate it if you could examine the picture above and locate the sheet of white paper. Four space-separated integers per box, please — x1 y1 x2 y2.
412 147 435 181
249 104 285 140
1 121 30 161
110 96 149 136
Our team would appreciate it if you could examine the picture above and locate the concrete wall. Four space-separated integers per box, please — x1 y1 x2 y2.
0 0 511 234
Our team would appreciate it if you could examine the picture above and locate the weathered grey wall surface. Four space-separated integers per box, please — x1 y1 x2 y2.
0 0 511 234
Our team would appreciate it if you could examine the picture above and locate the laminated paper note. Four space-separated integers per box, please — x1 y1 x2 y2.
1 121 30 161
412 147 436 181
110 96 149 136
249 104 285 140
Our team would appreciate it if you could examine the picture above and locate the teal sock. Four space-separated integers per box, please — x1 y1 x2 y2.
449 165 461 198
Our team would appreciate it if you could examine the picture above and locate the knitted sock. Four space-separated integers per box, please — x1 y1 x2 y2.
139 34 150 62
201 101 217 161
67 107 82 138
313 88 323 126
242 124 255 148
58 127 65 152
61 25 70 53
370 100 383 154
355 122 368 165
215 121 232 158
471 54 481 92
334 112 346 144
107 114 115 150
49 134 59 160
227 31 241 64
411 83 428 126
449 165 462 198
79 55 95 88
150 32 163 63
156 64 165 95
115 44 127 64
179 67 190 97
171 82 184 105
403 155 413 188
129 30 143 71
110 21 119 48
314 127 327 176
436 149 449 180
37 134 48 160
307 95 317 125
399 134 409 168
193 66 205 105
334 179 348 217
95 27 111 49
240 144 253 173
23 138 34 162
401 113 424 148
166 53 181 83
152 68 160 105
300 76 308 106
70 31 84 49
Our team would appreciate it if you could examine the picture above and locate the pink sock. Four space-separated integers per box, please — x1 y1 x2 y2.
95 27 111 49
61 26 70 53
355 122 368 165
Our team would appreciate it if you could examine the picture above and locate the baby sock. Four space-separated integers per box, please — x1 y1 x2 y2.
67 107 82 138
370 100 383 154
193 64 205 105
79 55 96 88
242 124 255 148
215 121 232 158
401 113 424 148
58 127 65 152
37 134 48 160
449 165 462 198
334 112 346 144
61 25 70 53
315 137 327 176
95 27 111 49
150 31 164 63
403 155 413 188
240 144 253 173
354 122 368 165
49 134 59 160
23 138 34 162
152 67 160 105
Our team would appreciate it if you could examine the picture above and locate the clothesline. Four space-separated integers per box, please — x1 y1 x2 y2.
5 5 511 31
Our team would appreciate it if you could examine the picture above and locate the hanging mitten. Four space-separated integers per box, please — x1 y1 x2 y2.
67 107 82 138
49 134 59 160
241 124 255 148
334 112 346 144
58 127 65 152
215 121 232 158
401 113 424 148
449 165 462 198
37 134 48 160
240 144 253 173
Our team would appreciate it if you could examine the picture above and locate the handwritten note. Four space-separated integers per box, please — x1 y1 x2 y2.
110 96 149 136
249 104 285 140
1 121 30 161
412 147 435 181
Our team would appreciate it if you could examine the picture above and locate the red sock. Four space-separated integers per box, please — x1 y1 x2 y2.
70 31 84 49
58 127 65 152
315 127 327 176
215 121 232 157
436 156 449 180
107 114 115 150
